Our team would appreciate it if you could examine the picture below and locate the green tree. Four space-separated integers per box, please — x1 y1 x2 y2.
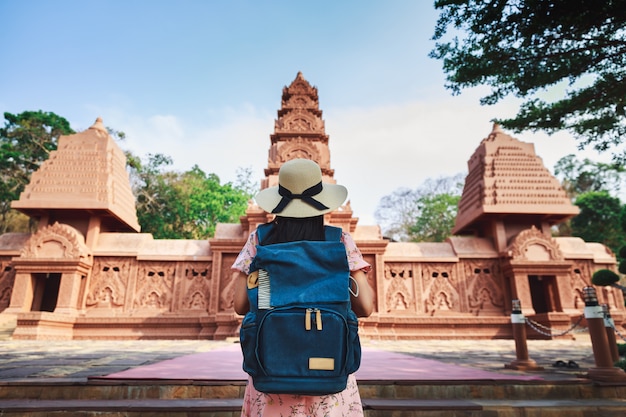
0 111 74 233
375 173 464 241
571 191 626 255
180 166 251 238
129 153 251 239
553 154 626 200
408 193 461 242
550 154 626 237
431 1 626 160
128 153 178 238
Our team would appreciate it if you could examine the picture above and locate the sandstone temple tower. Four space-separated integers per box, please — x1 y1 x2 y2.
0 72 623 340
237 71 365 237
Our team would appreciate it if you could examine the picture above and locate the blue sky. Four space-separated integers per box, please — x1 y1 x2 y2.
0 0 599 226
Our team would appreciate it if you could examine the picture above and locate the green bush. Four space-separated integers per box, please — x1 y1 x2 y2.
615 358 626 371
618 343 626 357
592 269 620 286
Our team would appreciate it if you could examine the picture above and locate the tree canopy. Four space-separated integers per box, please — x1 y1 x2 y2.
127 153 252 239
570 191 626 254
431 0 626 160
375 173 464 242
0 111 253 238
408 193 461 242
0 111 74 233
553 154 626 200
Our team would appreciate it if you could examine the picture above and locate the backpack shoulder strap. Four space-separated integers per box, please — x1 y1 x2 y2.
323 225 343 242
256 223 273 245
257 224 341 244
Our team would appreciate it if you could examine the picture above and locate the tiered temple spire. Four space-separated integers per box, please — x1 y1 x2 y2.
453 124 579 238
11 117 140 233
262 72 335 189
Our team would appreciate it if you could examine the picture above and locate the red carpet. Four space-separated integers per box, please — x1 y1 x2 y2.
95 344 542 382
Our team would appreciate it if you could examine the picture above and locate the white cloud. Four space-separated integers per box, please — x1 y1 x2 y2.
92 94 607 228
326 94 604 226
98 105 272 185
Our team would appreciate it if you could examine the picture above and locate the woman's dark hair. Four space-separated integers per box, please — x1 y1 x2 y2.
260 216 325 245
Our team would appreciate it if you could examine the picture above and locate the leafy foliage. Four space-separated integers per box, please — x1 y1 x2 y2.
431 0 626 160
128 153 252 239
408 193 461 242
375 173 464 242
553 154 626 200
550 155 626 237
570 191 626 254
0 111 253 239
592 268 620 286
0 111 74 233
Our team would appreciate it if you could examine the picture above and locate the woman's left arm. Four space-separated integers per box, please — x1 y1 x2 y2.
350 269 374 318
233 271 250 315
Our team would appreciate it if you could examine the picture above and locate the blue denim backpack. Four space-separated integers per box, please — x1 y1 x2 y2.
239 224 361 395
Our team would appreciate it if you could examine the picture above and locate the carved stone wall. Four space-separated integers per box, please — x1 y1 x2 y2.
0 258 15 311
1 217 623 340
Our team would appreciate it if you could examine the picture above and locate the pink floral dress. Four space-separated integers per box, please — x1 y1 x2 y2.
231 229 371 417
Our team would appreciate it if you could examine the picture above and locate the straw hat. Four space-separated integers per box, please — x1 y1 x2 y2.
254 159 347 218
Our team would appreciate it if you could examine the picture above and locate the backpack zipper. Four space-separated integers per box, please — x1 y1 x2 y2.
305 308 323 331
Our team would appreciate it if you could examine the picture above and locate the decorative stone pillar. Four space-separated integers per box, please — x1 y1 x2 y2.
4 272 35 314
52 269 90 315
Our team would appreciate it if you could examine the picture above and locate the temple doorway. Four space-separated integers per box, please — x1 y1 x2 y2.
31 273 61 312
528 275 561 314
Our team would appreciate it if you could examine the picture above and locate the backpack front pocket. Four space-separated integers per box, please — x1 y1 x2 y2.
256 306 350 378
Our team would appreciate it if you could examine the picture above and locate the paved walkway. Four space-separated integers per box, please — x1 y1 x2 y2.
0 334 603 383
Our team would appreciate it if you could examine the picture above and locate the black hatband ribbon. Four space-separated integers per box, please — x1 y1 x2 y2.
271 182 329 214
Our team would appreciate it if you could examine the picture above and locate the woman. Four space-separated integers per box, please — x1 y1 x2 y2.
232 158 374 417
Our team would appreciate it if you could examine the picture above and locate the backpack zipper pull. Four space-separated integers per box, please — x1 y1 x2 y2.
315 309 322 330
305 308 312 331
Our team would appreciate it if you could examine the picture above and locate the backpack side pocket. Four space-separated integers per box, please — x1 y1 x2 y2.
346 309 361 375
240 312 259 376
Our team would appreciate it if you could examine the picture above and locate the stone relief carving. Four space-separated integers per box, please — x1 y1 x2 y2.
219 255 238 311
86 257 131 310
20 222 91 261
134 261 175 311
507 226 563 261
569 262 591 309
383 263 414 312
289 117 312 132
278 138 320 163
180 263 211 311
465 260 504 316
285 75 316 97
422 263 460 316
0 259 15 311
285 96 312 109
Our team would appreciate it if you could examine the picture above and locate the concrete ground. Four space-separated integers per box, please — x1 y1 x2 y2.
0 333 611 383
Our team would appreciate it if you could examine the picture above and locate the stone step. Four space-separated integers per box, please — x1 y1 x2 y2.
0 397 625 417
0 381 247 401
0 379 626 401
2 380 626 416
0 379 626 400
2 379 625 401
0 314 16 340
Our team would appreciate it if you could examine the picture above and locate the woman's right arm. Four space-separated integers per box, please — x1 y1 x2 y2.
231 231 258 315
